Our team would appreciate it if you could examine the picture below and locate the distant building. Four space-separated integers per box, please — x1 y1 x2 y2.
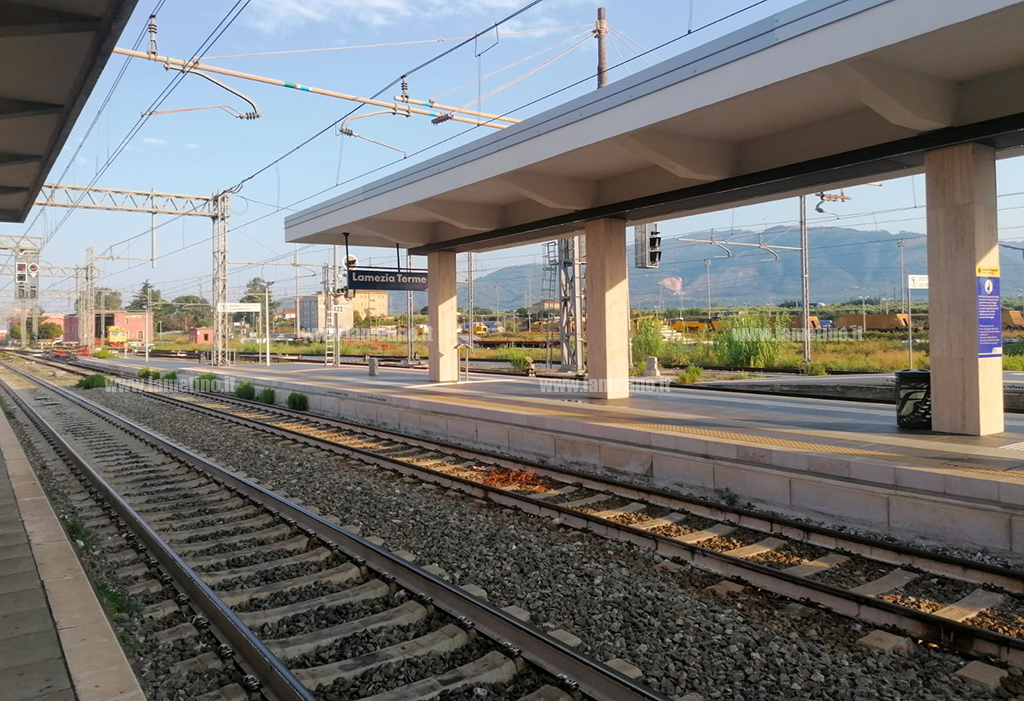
189 327 213 344
297 291 389 334
64 311 151 344
532 299 559 313
277 306 296 321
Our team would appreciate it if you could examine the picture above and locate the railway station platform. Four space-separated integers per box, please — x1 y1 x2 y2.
82 356 1024 557
0 409 144 701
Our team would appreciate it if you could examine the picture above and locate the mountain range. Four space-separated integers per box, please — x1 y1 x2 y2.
379 225 1024 312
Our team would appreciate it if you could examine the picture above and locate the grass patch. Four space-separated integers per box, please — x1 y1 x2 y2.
258 388 276 404
92 577 140 622
65 518 94 549
162 370 177 381
94 350 116 359
136 367 159 380
287 392 309 411
76 374 107 389
678 365 704 384
235 381 256 400
496 345 534 372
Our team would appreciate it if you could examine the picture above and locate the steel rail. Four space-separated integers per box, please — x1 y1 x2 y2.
120 382 1024 666
52 354 1022 591
1 362 668 701
27 357 1024 667
0 374 316 701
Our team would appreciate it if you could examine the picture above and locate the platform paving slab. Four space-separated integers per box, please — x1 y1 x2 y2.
0 409 144 701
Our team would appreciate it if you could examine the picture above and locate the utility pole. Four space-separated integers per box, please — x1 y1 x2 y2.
897 239 906 315
332 246 340 368
264 281 274 367
705 259 712 320
467 252 474 347
406 252 414 363
799 195 811 363
145 285 151 363
596 7 608 88
294 245 300 337
212 192 230 365
81 247 95 351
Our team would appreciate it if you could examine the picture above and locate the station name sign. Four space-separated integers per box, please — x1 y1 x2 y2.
348 267 428 291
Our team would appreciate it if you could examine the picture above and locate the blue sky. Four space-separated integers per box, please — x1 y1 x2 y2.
14 0 1024 311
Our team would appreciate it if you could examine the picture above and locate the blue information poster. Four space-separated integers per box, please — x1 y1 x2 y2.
977 272 1002 358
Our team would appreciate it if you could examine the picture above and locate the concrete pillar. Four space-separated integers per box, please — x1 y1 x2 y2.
427 251 458 383
585 218 630 399
926 143 1003 435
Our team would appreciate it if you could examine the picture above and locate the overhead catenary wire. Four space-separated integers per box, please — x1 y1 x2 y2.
202 25 589 60
38 1 253 248
228 0 549 193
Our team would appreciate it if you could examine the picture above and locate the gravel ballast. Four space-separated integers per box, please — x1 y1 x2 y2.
72 385 1016 700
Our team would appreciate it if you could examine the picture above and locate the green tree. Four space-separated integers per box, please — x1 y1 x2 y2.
127 281 161 311
38 322 62 339
158 295 212 331
238 278 278 323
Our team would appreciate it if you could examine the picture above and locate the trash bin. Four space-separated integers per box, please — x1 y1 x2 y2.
895 369 931 429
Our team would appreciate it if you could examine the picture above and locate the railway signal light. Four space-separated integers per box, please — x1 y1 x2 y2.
648 227 662 268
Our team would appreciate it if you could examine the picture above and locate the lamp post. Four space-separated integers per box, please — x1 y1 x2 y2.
859 296 867 330
1018 289 1024 314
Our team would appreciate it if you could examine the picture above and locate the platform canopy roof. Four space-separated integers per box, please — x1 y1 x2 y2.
286 0 1024 255
0 0 137 223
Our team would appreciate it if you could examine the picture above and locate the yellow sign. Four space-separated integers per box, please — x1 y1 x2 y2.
977 265 1000 277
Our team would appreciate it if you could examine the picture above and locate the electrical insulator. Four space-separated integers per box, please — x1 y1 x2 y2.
400 76 409 100
147 14 158 57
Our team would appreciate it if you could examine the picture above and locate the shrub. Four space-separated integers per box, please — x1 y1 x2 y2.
163 370 177 381
678 365 704 384
193 372 219 391
76 374 107 389
287 392 309 411
497 345 534 373
258 387 276 404
136 367 159 380
712 311 786 368
801 362 828 376
94 350 115 359
631 317 664 361
235 381 256 400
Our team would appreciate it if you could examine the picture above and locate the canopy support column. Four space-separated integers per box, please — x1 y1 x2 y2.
926 143 1003 435
585 218 630 400
428 251 459 383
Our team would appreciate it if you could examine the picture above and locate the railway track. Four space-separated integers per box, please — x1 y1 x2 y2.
17 355 1024 675
0 361 662 701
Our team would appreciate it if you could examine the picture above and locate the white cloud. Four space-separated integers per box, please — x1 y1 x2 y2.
184 143 201 150
143 137 168 146
246 0 528 33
